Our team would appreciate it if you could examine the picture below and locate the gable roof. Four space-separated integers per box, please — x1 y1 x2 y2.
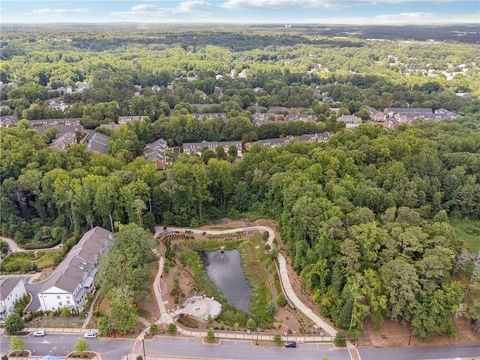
39 227 111 294
0 277 25 300
87 132 110 154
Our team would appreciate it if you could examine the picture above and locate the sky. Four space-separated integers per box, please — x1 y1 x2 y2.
1 0 479 25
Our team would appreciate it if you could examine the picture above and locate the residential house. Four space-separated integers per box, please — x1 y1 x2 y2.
191 113 227 121
144 138 168 170
118 115 147 125
384 108 460 123
0 278 28 318
183 140 242 156
366 106 386 122
0 115 19 127
0 82 17 90
87 132 110 154
37 124 83 135
37 227 112 312
284 114 316 122
99 123 121 131
49 131 78 151
53 86 73 95
48 99 68 112
252 107 315 126
29 118 81 128
76 82 93 93
383 108 433 123
384 117 400 130
434 108 461 120
337 115 363 128
245 131 332 150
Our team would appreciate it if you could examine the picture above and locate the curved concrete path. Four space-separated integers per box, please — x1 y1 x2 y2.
156 225 337 337
0 236 62 253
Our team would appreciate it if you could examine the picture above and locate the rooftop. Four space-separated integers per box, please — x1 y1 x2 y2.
39 227 111 295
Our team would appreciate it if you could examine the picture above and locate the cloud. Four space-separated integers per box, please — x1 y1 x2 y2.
32 8 88 15
303 11 480 25
111 1 212 20
220 0 456 10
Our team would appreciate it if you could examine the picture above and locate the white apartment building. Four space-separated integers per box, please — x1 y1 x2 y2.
0 277 28 318
37 227 111 312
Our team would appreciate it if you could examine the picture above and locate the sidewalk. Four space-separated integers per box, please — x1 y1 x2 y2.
175 326 333 343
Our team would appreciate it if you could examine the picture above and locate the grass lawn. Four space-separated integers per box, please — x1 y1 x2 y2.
450 218 480 253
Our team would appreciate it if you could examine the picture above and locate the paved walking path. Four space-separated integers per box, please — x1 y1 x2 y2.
154 225 337 338
83 292 100 329
0 236 62 253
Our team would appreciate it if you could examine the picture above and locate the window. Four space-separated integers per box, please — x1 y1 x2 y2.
59 302 62 306
57 296 61 299
66 300 70 304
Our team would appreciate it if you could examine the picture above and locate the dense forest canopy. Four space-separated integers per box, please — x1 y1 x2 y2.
1 26 479 340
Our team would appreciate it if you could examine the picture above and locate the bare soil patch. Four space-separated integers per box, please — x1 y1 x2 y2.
361 317 479 347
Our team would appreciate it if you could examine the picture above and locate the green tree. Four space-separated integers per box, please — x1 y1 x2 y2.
412 282 463 340
273 334 282 345
9 336 25 353
381 258 421 322
97 316 109 336
4 313 24 335
109 286 138 335
167 323 177 334
97 223 154 294
74 339 89 354
206 327 215 342
246 318 257 331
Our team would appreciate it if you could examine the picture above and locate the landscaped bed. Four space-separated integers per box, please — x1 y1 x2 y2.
0 250 61 274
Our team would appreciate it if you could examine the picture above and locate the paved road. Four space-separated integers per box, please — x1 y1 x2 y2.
359 344 480 360
144 337 348 360
0 334 134 360
2 334 479 360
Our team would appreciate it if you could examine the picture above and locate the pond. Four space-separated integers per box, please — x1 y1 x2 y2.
202 249 252 313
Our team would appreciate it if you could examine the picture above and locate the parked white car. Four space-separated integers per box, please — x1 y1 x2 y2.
32 329 47 337
84 330 97 338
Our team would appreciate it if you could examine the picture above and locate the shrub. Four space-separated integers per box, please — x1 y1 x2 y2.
206 327 215 343
97 316 109 336
277 295 287 307
273 334 282 345
334 332 347 347
10 336 25 352
149 323 158 335
136 356 143 360
5 313 24 335
167 323 177 334
269 249 279 260
266 301 275 317
74 338 89 354
246 318 257 331
14 294 30 315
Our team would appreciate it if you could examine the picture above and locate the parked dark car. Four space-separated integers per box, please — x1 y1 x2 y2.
284 341 297 348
